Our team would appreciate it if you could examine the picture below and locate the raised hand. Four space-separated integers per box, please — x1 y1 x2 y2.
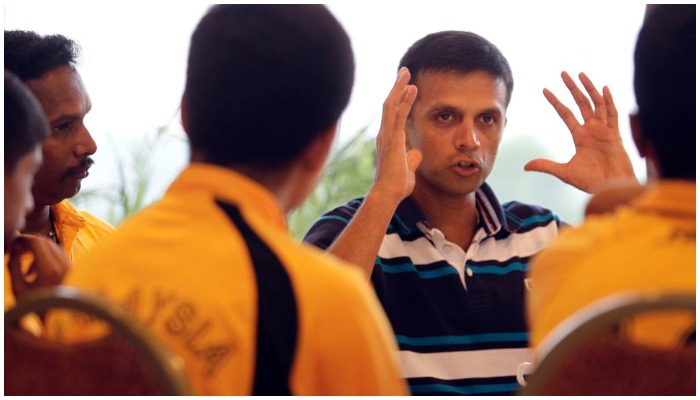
372 67 422 204
525 71 636 193
8 234 72 302
322 68 422 278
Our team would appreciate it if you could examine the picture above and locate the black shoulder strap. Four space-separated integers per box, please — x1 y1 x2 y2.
216 200 298 396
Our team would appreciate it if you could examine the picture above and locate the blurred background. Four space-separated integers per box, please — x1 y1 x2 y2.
4 1 651 238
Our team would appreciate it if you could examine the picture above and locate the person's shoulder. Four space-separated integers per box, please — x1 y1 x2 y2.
289 240 373 299
315 196 365 221
585 181 646 216
302 196 366 247
501 200 562 231
59 200 115 235
77 209 116 235
297 240 365 279
538 212 621 259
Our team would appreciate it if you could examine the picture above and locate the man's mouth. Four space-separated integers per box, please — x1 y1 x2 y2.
62 158 95 180
452 160 481 177
456 161 477 169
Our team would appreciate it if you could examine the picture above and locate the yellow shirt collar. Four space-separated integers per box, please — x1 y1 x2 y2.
168 163 287 231
51 200 87 256
632 180 695 218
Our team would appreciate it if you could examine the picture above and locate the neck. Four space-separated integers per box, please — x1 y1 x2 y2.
411 187 479 250
230 164 300 214
22 204 52 236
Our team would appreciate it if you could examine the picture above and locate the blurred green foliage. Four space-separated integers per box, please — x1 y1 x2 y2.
73 113 179 225
287 126 376 239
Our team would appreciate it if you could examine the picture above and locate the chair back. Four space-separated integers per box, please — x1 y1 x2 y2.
519 291 695 395
4 286 193 396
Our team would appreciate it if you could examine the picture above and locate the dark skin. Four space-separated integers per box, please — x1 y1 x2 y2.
8 235 71 302
21 66 96 240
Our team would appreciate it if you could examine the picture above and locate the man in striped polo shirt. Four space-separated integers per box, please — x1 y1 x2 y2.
304 31 636 395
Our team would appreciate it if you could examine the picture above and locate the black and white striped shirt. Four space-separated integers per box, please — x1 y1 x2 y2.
304 182 562 395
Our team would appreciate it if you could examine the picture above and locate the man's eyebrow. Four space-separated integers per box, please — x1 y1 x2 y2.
49 101 92 125
427 103 461 112
479 107 504 115
427 104 504 115
49 114 79 125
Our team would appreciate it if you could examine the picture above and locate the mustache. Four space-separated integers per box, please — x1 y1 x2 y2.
61 157 95 179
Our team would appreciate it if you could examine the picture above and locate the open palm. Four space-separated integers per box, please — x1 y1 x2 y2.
525 72 636 193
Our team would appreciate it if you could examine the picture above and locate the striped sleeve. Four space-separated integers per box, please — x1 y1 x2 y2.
302 198 363 250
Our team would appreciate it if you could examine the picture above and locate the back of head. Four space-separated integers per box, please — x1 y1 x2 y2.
4 30 81 81
634 5 696 180
399 31 514 106
4 70 50 172
183 5 355 169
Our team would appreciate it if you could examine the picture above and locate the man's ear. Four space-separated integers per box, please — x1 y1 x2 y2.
300 123 338 174
629 113 645 158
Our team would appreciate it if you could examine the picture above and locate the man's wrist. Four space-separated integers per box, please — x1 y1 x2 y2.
366 184 404 212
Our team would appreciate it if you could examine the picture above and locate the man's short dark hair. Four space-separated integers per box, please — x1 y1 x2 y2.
4 30 81 81
634 5 695 180
4 70 50 172
183 5 355 168
399 31 514 106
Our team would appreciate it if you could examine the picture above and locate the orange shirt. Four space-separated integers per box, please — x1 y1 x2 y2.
527 181 696 350
51 199 115 263
52 163 407 396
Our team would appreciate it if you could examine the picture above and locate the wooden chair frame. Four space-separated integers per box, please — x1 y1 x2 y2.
5 286 193 395
520 291 695 395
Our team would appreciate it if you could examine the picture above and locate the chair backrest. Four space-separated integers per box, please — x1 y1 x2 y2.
4 286 193 396
519 291 696 396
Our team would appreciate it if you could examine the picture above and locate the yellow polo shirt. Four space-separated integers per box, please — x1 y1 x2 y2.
51 199 115 263
527 180 696 350
53 163 407 396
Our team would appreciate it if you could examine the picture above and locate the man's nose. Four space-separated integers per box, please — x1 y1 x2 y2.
73 124 97 157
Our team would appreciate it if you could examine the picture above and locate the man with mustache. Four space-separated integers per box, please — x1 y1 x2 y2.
4 30 114 263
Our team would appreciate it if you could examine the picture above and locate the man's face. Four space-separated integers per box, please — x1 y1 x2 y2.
25 66 95 206
4 146 42 251
407 70 508 199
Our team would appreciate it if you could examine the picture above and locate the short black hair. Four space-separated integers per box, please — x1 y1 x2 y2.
4 30 81 81
4 70 50 172
183 5 355 168
399 31 514 106
634 5 695 180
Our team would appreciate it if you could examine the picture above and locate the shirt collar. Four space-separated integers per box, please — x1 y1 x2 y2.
631 180 695 218
50 200 88 256
393 182 509 237
167 163 287 231
51 200 87 229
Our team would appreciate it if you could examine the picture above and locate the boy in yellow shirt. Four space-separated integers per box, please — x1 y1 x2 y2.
527 4 696 350
51 5 407 396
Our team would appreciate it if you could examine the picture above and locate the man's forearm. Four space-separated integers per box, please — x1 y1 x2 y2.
326 189 401 279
